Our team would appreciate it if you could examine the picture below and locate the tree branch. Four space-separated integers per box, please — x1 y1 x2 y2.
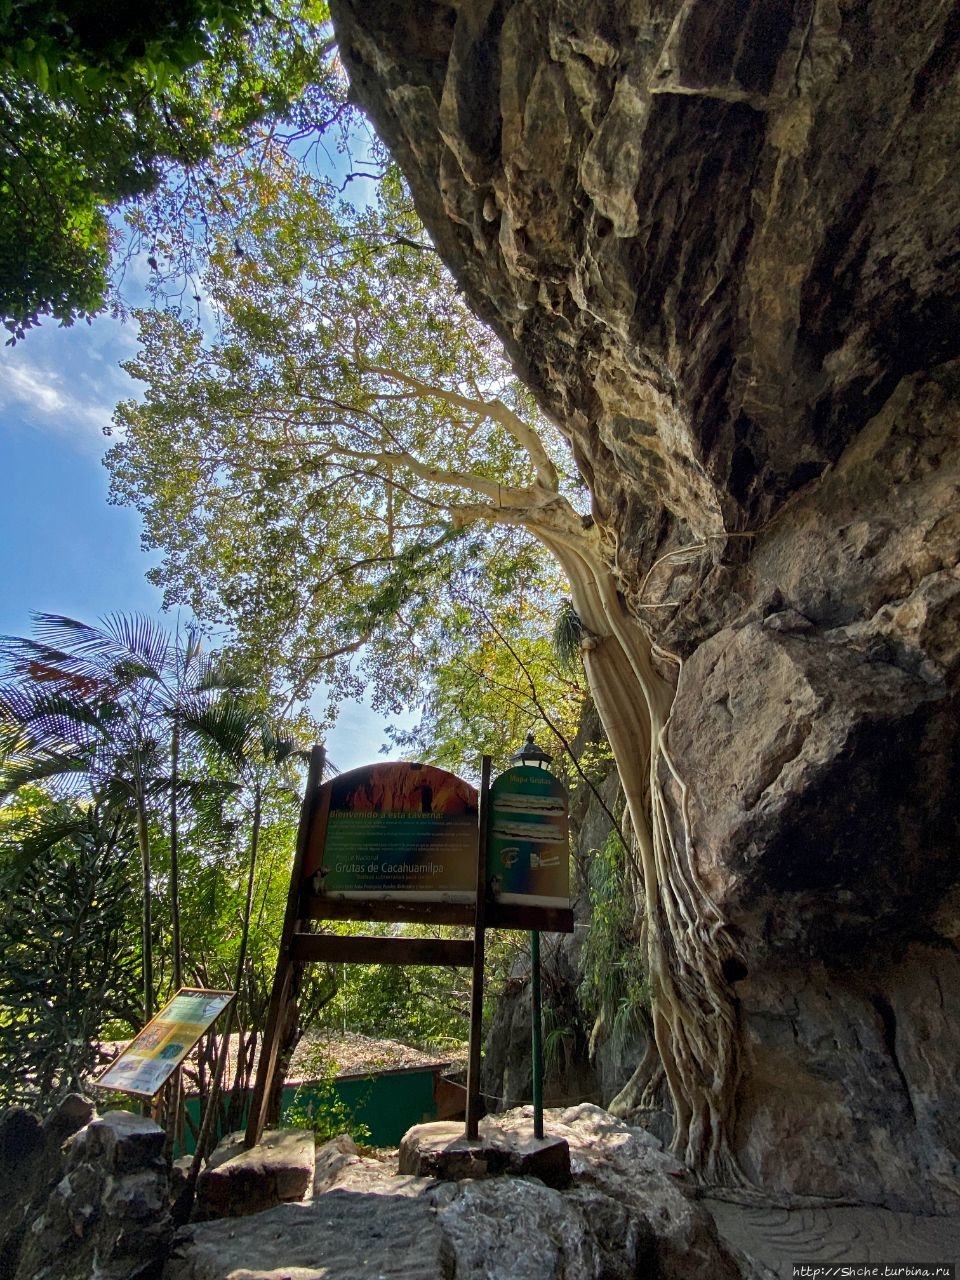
358 362 560 492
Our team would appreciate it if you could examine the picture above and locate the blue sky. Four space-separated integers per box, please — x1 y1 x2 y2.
0 313 397 772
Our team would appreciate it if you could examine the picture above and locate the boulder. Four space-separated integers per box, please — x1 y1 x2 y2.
193 1129 315 1222
167 1107 758 1280
398 1114 571 1188
0 1097 97 1280
313 1132 361 1194
14 1109 171 1280
165 1165 449 1280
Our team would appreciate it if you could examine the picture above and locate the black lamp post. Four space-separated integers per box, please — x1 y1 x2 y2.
510 730 553 770
510 731 551 1140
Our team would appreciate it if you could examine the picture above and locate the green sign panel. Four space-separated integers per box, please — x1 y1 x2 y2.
487 764 570 908
303 762 478 902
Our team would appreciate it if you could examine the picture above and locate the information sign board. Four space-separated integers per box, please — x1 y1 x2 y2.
94 988 234 1099
487 764 570 907
245 746 573 1152
303 762 478 903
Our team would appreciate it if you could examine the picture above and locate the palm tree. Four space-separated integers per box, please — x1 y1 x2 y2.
164 622 250 990
177 709 307 1177
0 613 248 1023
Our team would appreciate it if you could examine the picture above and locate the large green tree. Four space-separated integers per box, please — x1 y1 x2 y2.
108 142 744 1179
0 0 334 337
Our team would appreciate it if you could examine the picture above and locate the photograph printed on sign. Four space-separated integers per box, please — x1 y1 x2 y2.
94 988 234 1099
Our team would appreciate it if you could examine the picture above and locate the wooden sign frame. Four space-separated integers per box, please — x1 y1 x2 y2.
244 747 573 1148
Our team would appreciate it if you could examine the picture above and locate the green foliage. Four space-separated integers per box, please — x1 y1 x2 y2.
0 791 140 1110
552 600 584 675
0 0 335 335
282 1049 370 1145
0 621 319 1122
316 922 471 1053
387 587 587 780
578 828 648 1059
542 1005 576 1083
106 139 583 740
0 611 284 1022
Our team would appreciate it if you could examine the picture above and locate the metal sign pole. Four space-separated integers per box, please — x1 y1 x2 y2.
530 929 544 1140
465 755 492 1140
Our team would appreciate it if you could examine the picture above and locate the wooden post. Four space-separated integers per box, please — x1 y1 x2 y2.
245 745 326 1148
465 755 491 1140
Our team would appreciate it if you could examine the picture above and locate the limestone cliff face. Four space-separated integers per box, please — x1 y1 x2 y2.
329 0 960 1210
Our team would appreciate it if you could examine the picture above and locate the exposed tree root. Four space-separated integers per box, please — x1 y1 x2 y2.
525 508 748 1185
607 1008 664 1116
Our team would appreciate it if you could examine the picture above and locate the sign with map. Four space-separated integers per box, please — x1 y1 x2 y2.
94 988 234 1099
303 762 478 902
487 764 570 908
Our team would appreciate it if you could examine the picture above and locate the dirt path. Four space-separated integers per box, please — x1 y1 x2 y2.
704 1197 960 1278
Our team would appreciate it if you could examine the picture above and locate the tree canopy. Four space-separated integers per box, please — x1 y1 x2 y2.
107 144 588 766
0 0 335 337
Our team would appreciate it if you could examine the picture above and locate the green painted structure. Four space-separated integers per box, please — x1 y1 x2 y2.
284 1067 439 1147
180 1063 461 1155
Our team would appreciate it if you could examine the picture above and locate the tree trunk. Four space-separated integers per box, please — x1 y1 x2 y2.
135 792 154 1024
170 719 183 992
235 784 263 996
527 509 746 1183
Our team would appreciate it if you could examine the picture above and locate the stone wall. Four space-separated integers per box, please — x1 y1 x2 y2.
0 1100 171 1280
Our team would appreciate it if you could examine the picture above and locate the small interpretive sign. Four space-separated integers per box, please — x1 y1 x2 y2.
95 988 234 1099
487 764 570 908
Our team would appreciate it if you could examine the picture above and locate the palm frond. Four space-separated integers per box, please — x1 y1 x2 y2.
182 697 259 767
30 613 169 684
0 634 110 694
176 775 242 804
258 718 303 767
0 804 125 898
183 626 203 672
0 683 110 752
190 652 250 696
0 750 93 798
100 613 171 681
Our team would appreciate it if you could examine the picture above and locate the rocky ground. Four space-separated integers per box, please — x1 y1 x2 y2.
3 1097 958 1278
704 1196 960 1278
170 1104 760 1280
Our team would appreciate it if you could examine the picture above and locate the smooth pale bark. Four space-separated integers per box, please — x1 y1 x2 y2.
486 489 746 1183
345 410 747 1180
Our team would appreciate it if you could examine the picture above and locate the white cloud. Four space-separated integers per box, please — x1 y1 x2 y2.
0 320 137 456
0 362 68 413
